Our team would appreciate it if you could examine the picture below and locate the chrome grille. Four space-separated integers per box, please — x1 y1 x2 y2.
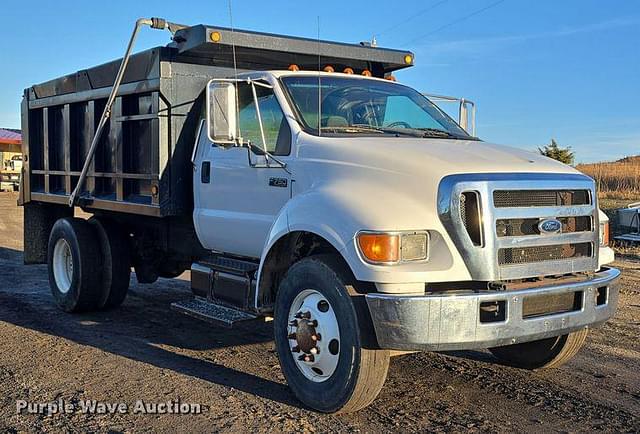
493 190 590 208
438 173 599 281
498 243 592 265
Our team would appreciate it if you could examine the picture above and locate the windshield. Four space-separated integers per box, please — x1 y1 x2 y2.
280 75 471 139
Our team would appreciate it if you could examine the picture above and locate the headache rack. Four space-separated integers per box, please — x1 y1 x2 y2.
20 20 414 217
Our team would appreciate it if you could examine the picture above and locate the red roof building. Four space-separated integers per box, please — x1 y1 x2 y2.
0 128 21 153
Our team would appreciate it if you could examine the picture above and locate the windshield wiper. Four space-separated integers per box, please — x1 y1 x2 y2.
348 124 425 137
413 127 459 138
320 124 471 140
413 128 478 140
320 125 384 134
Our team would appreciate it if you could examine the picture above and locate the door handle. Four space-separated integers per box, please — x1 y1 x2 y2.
201 161 211 183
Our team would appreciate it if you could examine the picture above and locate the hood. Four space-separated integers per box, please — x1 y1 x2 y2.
287 135 591 284
295 135 579 181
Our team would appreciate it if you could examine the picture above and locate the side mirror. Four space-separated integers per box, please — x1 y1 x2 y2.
206 80 238 144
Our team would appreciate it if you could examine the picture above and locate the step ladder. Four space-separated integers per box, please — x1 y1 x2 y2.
171 297 258 328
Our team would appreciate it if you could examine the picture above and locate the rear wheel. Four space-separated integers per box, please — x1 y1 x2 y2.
48 217 103 312
489 328 589 370
89 218 131 309
274 255 390 413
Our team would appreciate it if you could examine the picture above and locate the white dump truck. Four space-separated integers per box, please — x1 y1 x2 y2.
19 18 619 413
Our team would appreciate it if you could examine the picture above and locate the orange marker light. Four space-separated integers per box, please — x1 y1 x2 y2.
323 65 335 73
361 69 372 77
343 67 354 74
358 233 399 263
210 31 221 43
385 75 397 81
288 64 300 71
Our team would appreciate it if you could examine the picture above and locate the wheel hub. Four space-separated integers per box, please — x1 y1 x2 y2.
291 317 319 354
52 238 73 294
287 289 340 382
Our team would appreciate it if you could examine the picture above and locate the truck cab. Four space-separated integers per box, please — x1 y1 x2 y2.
20 20 619 413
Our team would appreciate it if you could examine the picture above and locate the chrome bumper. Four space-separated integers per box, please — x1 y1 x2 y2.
365 267 620 351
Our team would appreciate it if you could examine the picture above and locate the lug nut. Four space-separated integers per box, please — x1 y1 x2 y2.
295 311 311 319
310 347 319 355
298 354 315 362
311 333 321 342
289 320 298 327
307 320 318 327
287 333 297 340
291 345 300 353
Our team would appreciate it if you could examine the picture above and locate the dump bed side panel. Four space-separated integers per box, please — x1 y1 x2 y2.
21 47 219 217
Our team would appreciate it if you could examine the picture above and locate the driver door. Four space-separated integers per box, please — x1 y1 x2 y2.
193 81 293 259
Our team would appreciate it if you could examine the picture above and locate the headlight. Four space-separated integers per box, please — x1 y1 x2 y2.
599 221 610 247
357 231 429 264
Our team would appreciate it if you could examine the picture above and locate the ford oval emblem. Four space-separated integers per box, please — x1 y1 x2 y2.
539 218 562 234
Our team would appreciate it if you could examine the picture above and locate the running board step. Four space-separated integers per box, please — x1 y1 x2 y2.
202 255 259 276
171 298 258 328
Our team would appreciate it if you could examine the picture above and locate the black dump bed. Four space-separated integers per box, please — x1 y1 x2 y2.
21 24 413 217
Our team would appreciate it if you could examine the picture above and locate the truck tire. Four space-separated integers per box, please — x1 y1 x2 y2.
489 328 589 370
47 217 103 312
274 254 390 413
89 218 131 309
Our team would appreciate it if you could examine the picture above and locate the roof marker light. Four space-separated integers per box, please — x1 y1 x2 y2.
210 31 221 43
288 64 300 71
323 65 335 73
361 69 372 77
343 67 354 74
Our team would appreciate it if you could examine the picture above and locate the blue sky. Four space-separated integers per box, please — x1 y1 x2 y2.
0 0 638 162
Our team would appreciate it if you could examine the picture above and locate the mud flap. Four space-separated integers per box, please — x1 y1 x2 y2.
23 202 73 264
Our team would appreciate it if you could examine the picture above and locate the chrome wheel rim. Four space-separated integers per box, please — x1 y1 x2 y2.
52 238 73 293
287 289 340 382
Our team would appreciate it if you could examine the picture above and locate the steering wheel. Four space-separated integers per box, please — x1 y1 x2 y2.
387 121 412 129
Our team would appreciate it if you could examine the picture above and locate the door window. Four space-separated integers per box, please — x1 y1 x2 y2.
237 83 291 155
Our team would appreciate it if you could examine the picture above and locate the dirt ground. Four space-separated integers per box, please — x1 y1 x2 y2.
0 192 639 433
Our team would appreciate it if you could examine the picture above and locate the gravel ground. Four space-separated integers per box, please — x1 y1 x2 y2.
0 192 639 433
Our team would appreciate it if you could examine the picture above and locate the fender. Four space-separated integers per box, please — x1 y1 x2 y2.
254 189 354 309
254 183 466 308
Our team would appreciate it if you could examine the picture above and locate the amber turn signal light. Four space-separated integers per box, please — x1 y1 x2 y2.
358 233 399 263
600 221 610 246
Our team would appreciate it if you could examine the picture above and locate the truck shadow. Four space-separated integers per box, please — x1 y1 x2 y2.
0 252 301 408
0 246 23 263
440 350 497 364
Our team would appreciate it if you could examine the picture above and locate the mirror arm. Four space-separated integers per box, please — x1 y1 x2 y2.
246 142 290 174
250 81 270 160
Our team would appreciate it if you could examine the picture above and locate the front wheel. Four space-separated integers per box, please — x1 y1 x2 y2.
274 255 390 413
489 328 589 370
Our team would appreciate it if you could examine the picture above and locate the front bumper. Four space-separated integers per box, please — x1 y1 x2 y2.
365 267 620 351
